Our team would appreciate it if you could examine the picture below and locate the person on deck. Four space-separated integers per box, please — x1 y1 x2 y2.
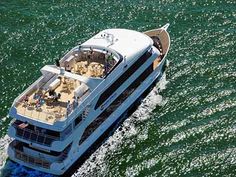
23 94 29 107
66 100 71 116
72 96 79 109
33 92 39 100
65 65 71 72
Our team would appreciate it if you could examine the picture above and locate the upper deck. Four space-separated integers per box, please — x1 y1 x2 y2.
11 48 119 125
9 29 154 126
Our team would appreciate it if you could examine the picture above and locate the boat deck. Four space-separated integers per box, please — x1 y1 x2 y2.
16 78 80 124
14 49 117 124
72 60 105 78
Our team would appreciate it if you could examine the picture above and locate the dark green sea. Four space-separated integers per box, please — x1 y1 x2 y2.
0 0 236 176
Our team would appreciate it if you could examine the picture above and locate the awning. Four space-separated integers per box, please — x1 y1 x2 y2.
40 65 103 90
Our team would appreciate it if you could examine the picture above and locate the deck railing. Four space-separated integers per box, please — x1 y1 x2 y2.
13 75 93 125
13 76 45 105
12 122 62 146
14 92 91 124
15 101 66 123
15 149 51 169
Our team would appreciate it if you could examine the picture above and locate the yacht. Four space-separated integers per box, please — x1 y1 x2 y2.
7 24 170 175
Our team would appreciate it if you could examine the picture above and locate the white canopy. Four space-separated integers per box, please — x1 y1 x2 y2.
40 65 102 90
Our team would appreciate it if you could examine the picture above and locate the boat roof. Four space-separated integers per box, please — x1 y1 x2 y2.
82 29 153 60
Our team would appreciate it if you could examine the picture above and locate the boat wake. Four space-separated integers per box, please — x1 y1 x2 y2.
0 134 11 169
0 73 168 177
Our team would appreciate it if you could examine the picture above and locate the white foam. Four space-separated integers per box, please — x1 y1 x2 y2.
0 134 12 173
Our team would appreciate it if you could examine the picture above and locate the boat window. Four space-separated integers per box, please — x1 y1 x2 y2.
79 63 153 145
95 50 152 109
74 114 82 127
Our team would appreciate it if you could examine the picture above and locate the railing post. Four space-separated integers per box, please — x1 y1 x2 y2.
36 133 39 144
42 135 46 145
30 108 33 117
27 154 29 164
22 129 25 139
24 106 26 116
38 111 40 120
29 130 32 140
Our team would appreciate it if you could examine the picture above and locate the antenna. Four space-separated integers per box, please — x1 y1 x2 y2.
103 32 115 45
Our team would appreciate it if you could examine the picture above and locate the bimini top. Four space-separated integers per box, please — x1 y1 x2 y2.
82 29 153 61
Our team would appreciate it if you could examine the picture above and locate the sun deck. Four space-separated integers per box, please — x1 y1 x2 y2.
13 48 119 124
60 49 117 78
15 78 81 124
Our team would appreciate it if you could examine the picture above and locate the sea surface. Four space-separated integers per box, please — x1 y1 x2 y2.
0 0 236 176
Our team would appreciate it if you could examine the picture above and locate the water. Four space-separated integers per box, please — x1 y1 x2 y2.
0 0 235 176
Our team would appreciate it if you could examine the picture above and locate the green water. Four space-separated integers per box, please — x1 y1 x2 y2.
0 0 236 176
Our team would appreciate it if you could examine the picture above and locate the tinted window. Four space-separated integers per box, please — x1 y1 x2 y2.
95 50 152 109
74 115 82 127
80 64 153 144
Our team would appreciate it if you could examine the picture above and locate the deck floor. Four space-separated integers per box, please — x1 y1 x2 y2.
72 61 105 78
16 79 80 124
16 61 105 124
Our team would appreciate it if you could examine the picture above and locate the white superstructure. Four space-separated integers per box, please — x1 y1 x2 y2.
7 24 170 175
